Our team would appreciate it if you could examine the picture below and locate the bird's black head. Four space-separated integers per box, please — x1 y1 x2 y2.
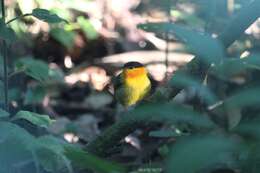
123 61 144 69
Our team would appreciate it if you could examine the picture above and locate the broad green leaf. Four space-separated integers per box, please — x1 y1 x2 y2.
12 110 55 128
227 108 242 130
210 56 260 80
233 119 260 140
24 85 46 105
15 57 49 82
32 8 67 23
167 134 239 173
158 145 170 157
138 22 224 64
126 102 215 129
222 87 260 109
0 108 9 118
211 87 260 129
48 66 65 82
35 136 73 173
0 122 72 173
149 130 181 138
0 122 37 172
65 145 126 173
240 141 260 173
0 19 16 43
169 73 218 105
77 16 98 40
50 28 76 49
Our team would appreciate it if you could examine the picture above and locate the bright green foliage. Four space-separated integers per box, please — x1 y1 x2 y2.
77 16 98 40
50 28 76 49
12 111 55 128
15 57 49 82
32 8 68 23
167 134 239 173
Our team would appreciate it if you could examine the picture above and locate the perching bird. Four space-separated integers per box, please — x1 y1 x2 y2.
113 61 156 107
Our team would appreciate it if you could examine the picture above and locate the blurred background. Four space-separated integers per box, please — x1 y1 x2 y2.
2 0 260 150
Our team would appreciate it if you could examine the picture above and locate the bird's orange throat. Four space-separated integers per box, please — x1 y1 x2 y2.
124 67 147 79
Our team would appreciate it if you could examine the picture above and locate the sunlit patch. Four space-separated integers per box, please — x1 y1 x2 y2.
125 135 141 150
64 133 79 143
64 55 74 68
240 51 250 58
11 101 18 108
65 66 110 90
245 18 260 37
147 64 166 81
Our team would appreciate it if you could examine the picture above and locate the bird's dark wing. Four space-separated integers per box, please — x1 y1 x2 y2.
112 72 123 91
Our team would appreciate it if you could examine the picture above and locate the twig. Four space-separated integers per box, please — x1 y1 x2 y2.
1 0 8 111
6 13 32 25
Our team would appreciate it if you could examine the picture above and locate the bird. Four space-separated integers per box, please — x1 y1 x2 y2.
113 61 155 107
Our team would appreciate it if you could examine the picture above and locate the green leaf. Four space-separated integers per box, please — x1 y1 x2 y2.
77 16 98 40
35 136 73 173
0 122 37 172
48 66 65 82
15 57 49 82
0 108 9 118
12 110 55 128
167 134 239 173
149 130 181 138
24 85 46 105
32 8 68 23
223 87 260 109
65 145 126 173
240 141 260 173
233 119 260 140
50 28 76 49
0 122 72 172
210 56 260 80
169 73 218 105
127 102 215 129
0 19 16 43
138 22 224 64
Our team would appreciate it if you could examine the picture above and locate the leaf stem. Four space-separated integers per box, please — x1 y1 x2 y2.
6 13 32 25
8 68 25 78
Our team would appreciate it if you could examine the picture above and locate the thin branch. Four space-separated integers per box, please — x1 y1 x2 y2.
6 13 32 25
1 0 8 111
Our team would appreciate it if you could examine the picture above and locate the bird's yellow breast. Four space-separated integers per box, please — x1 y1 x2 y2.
121 67 151 106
